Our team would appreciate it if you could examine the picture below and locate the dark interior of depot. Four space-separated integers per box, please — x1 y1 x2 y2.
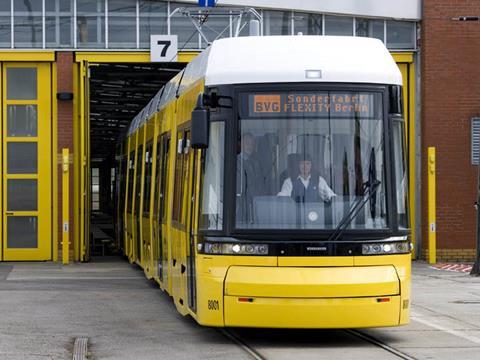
88 63 184 257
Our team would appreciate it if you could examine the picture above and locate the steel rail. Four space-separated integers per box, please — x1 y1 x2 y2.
221 327 417 360
345 329 417 360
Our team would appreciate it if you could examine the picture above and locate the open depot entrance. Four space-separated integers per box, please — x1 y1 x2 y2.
87 62 184 257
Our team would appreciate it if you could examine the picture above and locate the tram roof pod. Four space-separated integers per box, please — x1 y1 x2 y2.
127 35 401 135
204 36 402 86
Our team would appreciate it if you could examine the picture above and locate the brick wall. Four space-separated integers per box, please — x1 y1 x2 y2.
422 1 480 260
56 52 74 260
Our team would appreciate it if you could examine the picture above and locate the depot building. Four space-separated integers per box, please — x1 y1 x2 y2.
0 0 472 263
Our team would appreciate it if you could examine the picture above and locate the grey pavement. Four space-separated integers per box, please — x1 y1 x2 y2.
1 258 480 359
0 258 249 360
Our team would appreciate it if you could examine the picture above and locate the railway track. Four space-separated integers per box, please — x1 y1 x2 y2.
221 328 417 360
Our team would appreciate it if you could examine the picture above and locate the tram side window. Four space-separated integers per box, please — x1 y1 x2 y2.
153 134 170 221
160 136 170 222
126 151 135 213
119 157 127 216
393 117 409 229
180 131 191 225
143 143 153 216
172 132 185 223
135 145 144 215
199 121 224 231
153 136 162 218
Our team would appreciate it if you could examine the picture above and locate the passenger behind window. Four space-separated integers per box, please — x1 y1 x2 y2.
277 153 336 203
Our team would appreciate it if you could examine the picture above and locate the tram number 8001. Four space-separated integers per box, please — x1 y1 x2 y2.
208 300 220 310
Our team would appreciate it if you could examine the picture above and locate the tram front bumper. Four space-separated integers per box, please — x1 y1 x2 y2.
223 265 402 328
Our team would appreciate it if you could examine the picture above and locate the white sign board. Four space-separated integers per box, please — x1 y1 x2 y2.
150 35 178 62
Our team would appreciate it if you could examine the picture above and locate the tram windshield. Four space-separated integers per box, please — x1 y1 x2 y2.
235 90 388 230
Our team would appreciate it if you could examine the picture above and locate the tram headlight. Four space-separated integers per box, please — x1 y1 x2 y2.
362 241 411 255
201 242 269 255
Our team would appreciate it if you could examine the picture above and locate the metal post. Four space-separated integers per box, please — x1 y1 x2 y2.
470 164 480 275
428 147 436 264
62 148 70 265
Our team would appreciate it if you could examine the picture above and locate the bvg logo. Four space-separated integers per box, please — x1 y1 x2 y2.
253 95 281 113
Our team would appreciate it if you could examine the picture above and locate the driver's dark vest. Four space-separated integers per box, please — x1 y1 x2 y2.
291 177 319 202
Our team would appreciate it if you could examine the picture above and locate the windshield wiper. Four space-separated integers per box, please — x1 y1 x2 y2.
327 148 381 242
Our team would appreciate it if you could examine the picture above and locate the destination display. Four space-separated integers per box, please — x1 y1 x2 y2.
244 92 380 118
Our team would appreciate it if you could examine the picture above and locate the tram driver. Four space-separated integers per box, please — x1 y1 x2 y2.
277 153 336 203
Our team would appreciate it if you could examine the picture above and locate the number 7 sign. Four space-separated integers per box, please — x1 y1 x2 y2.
150 35 178 62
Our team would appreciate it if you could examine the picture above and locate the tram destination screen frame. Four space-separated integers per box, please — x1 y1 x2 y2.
240 92 381 120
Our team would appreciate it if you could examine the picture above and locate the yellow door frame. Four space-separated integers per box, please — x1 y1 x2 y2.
73 51 199 262
0 52 56 262
1 61 53 261
391 52 416 257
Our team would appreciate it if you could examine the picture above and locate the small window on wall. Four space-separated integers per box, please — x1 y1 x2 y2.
293 12 322 35
170 2 200 50
77 0 106 49
92 167 100 211
387 21 415 49
139 0 167 48
46 0 74 48
324 15 353 36
356 18 384 42
108 0 136 48
263 10 292 36
13 0 42 48
0 0 11 48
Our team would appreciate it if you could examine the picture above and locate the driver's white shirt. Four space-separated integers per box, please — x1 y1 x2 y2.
277 174 336 201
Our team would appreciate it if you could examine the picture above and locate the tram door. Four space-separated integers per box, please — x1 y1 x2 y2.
1 63 52 261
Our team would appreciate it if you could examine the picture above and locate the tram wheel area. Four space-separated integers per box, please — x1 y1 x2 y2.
88 62 184 257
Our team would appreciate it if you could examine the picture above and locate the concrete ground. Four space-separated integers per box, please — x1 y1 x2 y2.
0 257 249 360
0 258 480 359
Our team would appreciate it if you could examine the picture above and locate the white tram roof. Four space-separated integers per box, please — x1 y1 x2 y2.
127 36 401 135
205 36 402 86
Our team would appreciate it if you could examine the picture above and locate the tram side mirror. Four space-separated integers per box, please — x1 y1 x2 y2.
191 94 210 149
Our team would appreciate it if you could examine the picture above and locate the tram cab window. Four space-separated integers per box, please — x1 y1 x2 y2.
235 91 388 230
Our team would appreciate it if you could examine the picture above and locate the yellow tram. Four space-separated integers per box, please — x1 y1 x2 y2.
117 36 411 328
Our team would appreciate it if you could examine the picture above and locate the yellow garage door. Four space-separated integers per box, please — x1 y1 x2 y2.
1 63 52 261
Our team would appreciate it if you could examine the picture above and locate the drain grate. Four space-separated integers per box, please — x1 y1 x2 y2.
73 337 88 360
